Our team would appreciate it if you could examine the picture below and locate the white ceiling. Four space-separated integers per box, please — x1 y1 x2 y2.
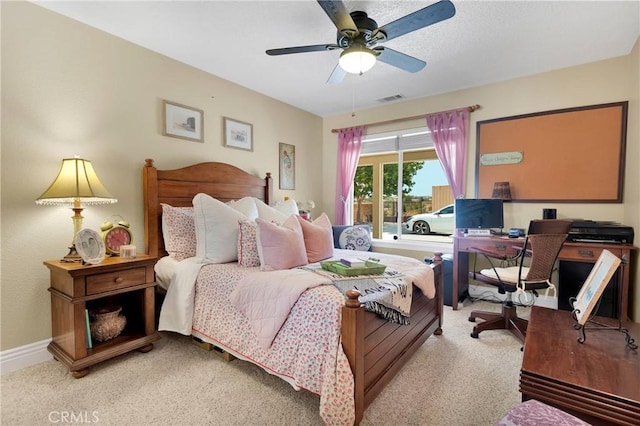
34 0 640 117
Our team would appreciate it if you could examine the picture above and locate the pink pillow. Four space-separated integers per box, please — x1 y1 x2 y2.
297 213 334 263
237 220 260 267
255 215 308 271
161 204 196 261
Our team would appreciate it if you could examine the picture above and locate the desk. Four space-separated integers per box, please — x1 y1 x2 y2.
520 306 640 425
452 234 635 319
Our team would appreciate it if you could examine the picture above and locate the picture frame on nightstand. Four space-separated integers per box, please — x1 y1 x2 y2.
75 228 106 265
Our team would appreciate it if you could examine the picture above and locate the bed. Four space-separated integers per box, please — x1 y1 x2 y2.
142 158 444 425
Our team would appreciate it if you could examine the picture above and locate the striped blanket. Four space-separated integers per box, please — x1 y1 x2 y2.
301 263 412 324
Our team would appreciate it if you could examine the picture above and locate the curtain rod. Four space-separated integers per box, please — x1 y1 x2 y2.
330 104 481 133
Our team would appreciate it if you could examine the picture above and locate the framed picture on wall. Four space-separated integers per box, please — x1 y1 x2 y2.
572 249 621 325
223 117 253 151
279 142 295 190
162 100 204 142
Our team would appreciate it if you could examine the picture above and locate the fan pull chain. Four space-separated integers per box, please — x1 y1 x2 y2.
351 77 356 117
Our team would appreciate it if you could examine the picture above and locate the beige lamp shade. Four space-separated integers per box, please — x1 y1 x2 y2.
36 157 116 262
36 157 117 206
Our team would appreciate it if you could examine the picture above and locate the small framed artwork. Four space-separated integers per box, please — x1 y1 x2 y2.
279 142 295 190
162 100 203 142
572 249 621 324
223 117 253 151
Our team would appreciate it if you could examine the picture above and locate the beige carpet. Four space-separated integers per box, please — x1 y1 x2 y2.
1 301 528 426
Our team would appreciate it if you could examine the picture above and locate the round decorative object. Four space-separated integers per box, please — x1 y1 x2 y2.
100 216 133 255
75 228 106 264
90 306 126 342
338 226 372 251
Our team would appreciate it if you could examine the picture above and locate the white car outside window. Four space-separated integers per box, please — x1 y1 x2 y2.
403 204 455 235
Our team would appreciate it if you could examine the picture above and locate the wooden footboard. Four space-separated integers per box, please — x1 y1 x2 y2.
342 253 444 425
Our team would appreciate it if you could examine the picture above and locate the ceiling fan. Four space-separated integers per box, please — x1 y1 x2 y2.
266 0 456 84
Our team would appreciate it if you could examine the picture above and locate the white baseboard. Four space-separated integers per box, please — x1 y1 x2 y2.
467 284 558 310
0 338 53 375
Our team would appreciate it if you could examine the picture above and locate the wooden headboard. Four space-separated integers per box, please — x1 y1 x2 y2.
143 159 273 257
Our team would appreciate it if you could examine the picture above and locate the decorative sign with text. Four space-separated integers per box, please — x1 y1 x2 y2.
480 151 523 166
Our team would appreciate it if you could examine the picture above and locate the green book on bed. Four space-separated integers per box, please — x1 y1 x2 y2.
320 259 386 276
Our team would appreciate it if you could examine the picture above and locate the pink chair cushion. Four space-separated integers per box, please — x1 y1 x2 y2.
497 399 591 426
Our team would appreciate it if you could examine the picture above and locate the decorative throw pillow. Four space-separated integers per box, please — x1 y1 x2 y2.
161 204 196 261
332 225 373 251
297 212 334 263
274 198 299 216
255 215 308 271
226 197 258 221
237 220 260 267
254 198 298 223
192 193 248 263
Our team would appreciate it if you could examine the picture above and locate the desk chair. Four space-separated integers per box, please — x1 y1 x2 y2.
468 219 572 343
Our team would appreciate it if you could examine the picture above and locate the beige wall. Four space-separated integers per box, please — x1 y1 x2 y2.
1 1 638 353
624 37 639 320
323 43 640 320
0 2 323 351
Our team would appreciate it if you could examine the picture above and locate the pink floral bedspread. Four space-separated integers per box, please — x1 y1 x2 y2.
191 263 355 425
184 250 435 425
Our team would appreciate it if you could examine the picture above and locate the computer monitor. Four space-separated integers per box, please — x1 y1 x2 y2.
455 198 504 231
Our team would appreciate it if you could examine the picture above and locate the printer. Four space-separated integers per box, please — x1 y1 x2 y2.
567 220 634 245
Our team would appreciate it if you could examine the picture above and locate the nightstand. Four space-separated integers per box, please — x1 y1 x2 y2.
44 255 160 378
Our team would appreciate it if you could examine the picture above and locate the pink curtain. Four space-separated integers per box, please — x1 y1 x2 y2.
335 126 365 225
426 109 469 199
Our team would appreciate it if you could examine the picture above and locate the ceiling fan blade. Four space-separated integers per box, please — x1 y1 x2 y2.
374 47 426 73
326 64 346 84
266 44 339 56
317 0 359 38
378 0 456 42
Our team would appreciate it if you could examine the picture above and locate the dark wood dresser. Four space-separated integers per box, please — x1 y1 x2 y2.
520 306 640 425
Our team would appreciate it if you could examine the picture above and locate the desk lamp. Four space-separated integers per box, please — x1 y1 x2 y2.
36 156 117 262
491 181 512 200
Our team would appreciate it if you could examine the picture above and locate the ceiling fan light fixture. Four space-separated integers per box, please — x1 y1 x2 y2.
339 45 376 74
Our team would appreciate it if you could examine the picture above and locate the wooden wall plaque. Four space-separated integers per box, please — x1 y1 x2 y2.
475 101 627 202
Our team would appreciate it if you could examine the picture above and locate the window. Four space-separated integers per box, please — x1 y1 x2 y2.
352 127 454 244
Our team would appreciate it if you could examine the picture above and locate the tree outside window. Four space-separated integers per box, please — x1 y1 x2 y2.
353 151 453 242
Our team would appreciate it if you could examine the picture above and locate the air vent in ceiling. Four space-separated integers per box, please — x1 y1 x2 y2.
377 94 405 103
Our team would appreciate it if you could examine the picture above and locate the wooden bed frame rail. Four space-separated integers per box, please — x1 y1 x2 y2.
142 159 444 425
343 254 443 424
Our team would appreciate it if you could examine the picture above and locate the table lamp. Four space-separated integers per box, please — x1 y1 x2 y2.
491 181 512 201
36 156 117 262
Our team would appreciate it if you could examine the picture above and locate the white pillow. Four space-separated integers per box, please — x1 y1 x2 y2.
254 198 298 223
226 197 258 220
192 193 248 263
274 199 299 216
